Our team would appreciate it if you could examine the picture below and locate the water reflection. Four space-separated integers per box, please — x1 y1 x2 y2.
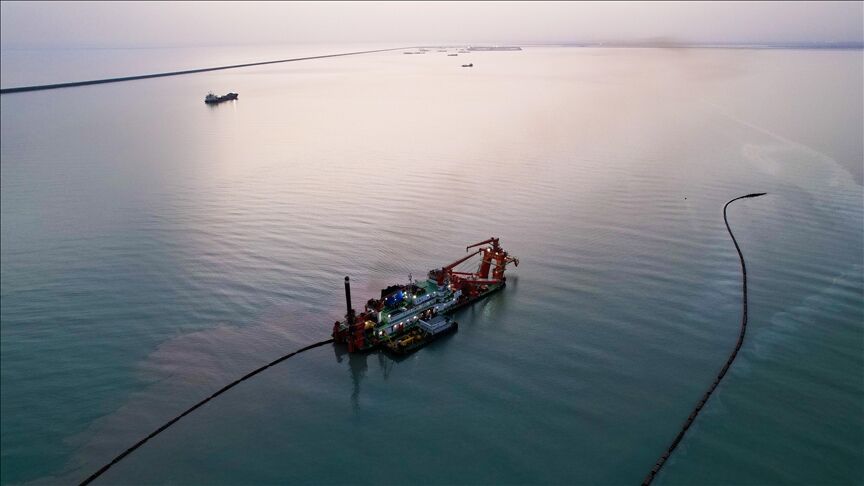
347 352 368 411
205 99 238 109
333 328 461 410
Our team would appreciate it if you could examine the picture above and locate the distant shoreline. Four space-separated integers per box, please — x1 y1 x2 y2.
523 42 864 50
3 42 860 94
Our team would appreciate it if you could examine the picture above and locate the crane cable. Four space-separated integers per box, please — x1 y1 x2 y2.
642 192 766 485
79 338 335 485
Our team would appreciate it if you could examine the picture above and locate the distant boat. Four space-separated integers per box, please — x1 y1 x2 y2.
461 63 473 68
204 92 238 104
447 53 458 56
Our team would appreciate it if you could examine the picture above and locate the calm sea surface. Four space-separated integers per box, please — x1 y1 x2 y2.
1 45 862 485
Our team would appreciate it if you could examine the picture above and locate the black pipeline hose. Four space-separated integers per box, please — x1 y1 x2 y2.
78 193 765 485
642 193 766 485
79 338 334 486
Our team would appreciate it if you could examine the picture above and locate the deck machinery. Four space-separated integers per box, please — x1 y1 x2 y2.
332 238 519 353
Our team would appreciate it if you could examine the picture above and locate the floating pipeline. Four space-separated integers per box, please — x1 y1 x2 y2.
641 192 767 485
79 237 519 483
79 338 334 486
74 208 764 485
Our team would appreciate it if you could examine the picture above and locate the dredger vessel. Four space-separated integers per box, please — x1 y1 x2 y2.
332 237 519 354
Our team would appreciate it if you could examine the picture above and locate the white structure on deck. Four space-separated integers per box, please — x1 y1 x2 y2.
418 316 454 335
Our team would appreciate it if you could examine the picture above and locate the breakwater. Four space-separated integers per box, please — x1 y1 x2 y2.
0 47 407 94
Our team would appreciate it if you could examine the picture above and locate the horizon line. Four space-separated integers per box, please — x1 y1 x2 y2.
2 40 862 50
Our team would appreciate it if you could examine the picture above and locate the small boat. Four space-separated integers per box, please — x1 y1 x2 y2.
447 53 458 56
461 63 473 68
204 92 238 104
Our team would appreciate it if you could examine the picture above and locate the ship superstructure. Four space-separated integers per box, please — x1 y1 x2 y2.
332 237 518 353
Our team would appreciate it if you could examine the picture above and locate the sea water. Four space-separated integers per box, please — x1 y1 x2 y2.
1 45 861 485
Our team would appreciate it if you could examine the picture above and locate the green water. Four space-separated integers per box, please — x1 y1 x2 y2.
1 46 861 485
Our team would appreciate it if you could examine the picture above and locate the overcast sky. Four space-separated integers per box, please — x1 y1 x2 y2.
1 1 862 48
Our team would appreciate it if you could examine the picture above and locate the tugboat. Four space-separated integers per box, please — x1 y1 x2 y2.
332 238 518 354
204 92 238 104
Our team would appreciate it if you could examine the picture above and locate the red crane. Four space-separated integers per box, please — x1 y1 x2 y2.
430 248 482 285
431 237 519 297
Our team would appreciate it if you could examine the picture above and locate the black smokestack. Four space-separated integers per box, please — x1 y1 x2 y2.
344 276 354 325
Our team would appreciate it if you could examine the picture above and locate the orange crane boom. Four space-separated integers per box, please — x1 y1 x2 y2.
466 237 500 252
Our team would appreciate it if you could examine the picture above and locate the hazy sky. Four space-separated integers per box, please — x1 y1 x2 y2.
1 1 862 48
